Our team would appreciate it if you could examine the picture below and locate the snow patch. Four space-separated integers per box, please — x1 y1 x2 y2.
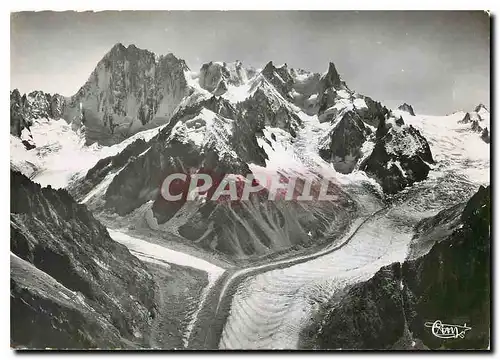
353 98 367 109
337 90 350 99
168 108 238 159
10 117 169 189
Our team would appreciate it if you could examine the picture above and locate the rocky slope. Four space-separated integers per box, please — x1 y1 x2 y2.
70 94 358 260
360 115 434 194
318 110 372 173
198 61 256 96
302 185 490 350
10 170 157 349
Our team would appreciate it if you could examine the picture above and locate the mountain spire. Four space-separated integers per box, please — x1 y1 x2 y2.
324 62 342 88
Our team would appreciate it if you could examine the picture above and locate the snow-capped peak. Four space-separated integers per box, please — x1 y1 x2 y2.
397 103 415 116
474 103 489 114
321 62 344 89
167 107 237 159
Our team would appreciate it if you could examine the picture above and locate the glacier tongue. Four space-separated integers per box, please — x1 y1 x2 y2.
219 208 412 349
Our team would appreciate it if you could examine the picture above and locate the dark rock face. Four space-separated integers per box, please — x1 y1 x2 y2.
63 44 190 146
237 88 302 138
459 112 471 124
474 103 488 113
315 63 350 119
354 96 390 128
471 120 483 132
72 137 151 200
323 62 343 89
403 185 491 350
10 170 157 349
199 62 231 94
20 90 66 121
10 89 66 148
261 61 295 100
481 128 490 143
303 186 490 350
407 201 465 260
94 95 253 219
301 263 410 350
10 44 191 147
10 89 31 138
214 80 228 96
361 120 434 194
11 255 124 349
319 111 371 173
398 103 415 116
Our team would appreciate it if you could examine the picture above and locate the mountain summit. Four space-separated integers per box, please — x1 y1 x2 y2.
397 102 415 116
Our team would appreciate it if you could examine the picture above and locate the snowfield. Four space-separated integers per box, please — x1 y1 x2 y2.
168 108 238 159
396 110 490 185
10 118 168 189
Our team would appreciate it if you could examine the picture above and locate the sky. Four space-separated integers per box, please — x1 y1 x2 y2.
11 11 490 115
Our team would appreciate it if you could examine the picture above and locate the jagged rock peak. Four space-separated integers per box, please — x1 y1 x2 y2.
262 61 275 74
481 128 490 144
112 42 126 50
10 89 66 124
106 42 151 58
398 103 415 116
323 62 342 88
11 88 21 98
103 43 187 69
475 103 489 113
64 43 191 146
460 112 471 123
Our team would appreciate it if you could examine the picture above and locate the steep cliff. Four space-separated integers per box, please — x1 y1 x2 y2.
10 170 157 349
64 43 190 145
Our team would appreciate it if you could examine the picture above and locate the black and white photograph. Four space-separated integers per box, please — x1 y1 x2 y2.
9 9 491 350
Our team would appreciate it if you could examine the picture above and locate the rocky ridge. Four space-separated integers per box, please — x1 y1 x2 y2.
459 104 490 144
11 170 157 349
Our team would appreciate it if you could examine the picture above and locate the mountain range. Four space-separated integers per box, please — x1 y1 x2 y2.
10 43 491 350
